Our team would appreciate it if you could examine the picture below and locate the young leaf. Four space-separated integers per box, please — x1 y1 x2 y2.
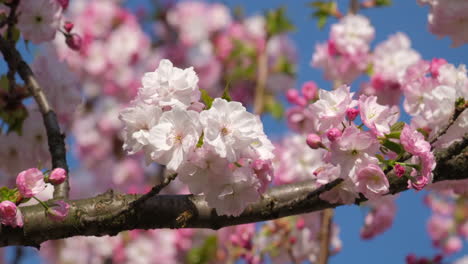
266 7 295 37
186 236 218 264
200 89 214 109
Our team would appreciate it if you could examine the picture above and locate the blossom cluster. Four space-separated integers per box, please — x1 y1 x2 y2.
285 84 439 204
120 59 275 216
312 14 421 106
418 0 468 47
0 167 69 228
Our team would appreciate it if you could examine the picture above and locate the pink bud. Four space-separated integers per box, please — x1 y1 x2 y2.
394 164 405 178
56 0 69 10
326 128 342 141
289 236 297 244
49 168 67 185
301 81 318 101
405 254 417 264
296 217 305 230
63 21 74 33
16 168 46 198
47 200 70 221
286 89 299 104
306 133 323 149
0 201 23 228
346 108 359 121
66 34 82 51
443 236 462 255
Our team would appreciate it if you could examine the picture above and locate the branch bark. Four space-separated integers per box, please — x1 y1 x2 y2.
0 36 70 199
0 137 466 248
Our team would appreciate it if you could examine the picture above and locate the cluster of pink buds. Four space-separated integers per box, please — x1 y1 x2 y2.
0 167 70 227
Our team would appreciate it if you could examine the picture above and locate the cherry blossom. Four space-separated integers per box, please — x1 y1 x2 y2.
17 0 62 44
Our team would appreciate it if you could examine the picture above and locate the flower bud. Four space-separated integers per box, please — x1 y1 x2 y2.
63 21 74 33
66 34 82 51
306 133 323 149
346 108 359 121
286 89 306 106
56 0 69 10
394 164 405 178
49 168 67 185
16 168 46 198
301 81 318 101
326 128 342 142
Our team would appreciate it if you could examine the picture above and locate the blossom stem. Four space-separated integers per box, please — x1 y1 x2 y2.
349 0 360 14
32 196 49 210
254 49 268 115
318 208 334 264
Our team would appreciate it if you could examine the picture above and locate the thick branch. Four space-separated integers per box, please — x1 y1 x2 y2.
0 36 69 199
0 137 466 247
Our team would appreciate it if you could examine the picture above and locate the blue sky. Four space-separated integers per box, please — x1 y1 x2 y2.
6 0 468 263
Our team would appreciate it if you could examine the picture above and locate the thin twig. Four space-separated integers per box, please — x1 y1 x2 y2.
0 35 69 199
253 50 268 115
12 246 23 264
430 108 467 146
317 208 334 264
349 0 360 14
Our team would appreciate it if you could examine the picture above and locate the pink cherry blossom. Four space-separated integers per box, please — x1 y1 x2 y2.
330 14 375 55
16 168 46 198
148 108 202 172
0 201 23 228
49 168 67 185
200 98 272 162
356 164 389 199
309 85 356 133
359 95 399 137
139 59 200 109
360 196 396 239
47 200 70 221
17 0 62 44
400 125 431 156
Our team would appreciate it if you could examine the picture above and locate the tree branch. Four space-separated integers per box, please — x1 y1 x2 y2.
0 35 70 199
0 137 466 248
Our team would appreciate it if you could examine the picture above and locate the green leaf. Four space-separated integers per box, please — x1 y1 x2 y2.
266 7 295 37
385 131 401 139
375 0 392 6
186 236 218 264
382 139 404 155
308 1 338 29
221 84 232 102
390 121 405 132
0 104 29 135
274 56 296 76
200 89 214 109
265 97 284 119
196 132 204 148
0 75 9 91
317 14 328 29
0 187 20 202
